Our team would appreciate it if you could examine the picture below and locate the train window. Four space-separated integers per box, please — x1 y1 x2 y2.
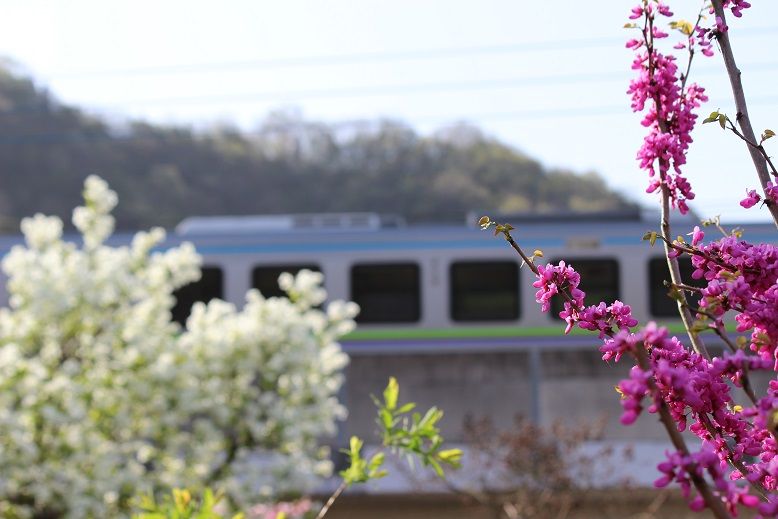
252 264 321 299
549 258 620 317
450 261 519 321
649 257 703 317
172 266 223 325
351 263 420 323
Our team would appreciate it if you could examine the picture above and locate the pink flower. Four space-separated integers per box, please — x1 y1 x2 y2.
628 5 643 19
740 189 761 208
766 181 778 202
690 225 704 246
715 16 728 34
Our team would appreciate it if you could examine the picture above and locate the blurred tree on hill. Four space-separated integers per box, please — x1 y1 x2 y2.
0 66 637 231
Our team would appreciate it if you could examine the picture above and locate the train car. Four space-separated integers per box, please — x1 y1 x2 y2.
162 209 775 348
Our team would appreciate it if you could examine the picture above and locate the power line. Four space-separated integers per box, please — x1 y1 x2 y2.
93 72 628 108
43 60 778 110
43 25 778 80
44 37 622 79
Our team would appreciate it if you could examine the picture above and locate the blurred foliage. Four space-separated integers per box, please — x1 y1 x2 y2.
0 66 636 231
447 415 634 519
341 377 462 487
133 488 244 519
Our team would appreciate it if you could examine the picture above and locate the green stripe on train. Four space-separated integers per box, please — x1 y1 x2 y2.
343 322 693 341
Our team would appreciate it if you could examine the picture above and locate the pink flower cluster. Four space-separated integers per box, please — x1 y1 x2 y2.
600 313 775 513
533 261 637 335
531 241 778 515
627 2 709 215
656 443 760 514
691 236 778 367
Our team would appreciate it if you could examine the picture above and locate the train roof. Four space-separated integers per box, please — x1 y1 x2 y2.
0 210 774 256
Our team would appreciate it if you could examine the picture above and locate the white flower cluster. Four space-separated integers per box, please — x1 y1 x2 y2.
0 176 357 518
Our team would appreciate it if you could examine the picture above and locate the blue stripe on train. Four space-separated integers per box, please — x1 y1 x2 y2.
190 233 777 255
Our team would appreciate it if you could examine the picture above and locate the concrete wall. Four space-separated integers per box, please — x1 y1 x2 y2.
342 346 669 444
344 352 532 442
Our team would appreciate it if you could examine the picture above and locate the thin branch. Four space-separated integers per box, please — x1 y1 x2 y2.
673 282 702 294
710 0 778 228
502 232 539 276
658 139 711 360
726 121 778 178
314 481 347 519
679 3 708 96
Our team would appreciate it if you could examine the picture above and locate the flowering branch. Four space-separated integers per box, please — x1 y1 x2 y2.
631 1 712 359
482 3 778 516
632 343 735 519
482 219 738 518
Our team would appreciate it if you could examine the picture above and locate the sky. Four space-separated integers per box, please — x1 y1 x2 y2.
1 0 778 224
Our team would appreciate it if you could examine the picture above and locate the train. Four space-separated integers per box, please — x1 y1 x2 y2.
143 209 776 351
1 208 773 353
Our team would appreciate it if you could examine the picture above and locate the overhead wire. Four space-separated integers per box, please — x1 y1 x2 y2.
43 25 778 79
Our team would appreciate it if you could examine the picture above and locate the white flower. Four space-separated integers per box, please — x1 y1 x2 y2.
0 176 356 517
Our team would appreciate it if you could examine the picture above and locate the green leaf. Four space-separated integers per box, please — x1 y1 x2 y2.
368 452 385 470
719 114 727 129
383 377 399 411
438 448 463 467
396 402 416 414
669 19 694 35
380 409 394 429
702 110 720 124
417 407 442 430
350 435 363 455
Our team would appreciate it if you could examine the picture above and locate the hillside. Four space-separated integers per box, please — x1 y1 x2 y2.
0 66 637 231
